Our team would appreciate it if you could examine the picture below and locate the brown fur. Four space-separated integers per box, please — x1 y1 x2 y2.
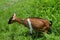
8 14 52 33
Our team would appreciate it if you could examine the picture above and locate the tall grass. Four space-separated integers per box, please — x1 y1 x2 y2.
0 0 60 40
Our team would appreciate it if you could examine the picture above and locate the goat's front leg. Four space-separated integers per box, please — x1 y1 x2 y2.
27 18 33 34
30 28 33 35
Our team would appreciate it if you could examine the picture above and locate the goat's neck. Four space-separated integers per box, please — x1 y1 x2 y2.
15 17 24 24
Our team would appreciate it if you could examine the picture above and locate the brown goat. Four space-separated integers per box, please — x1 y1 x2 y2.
8 13 52 34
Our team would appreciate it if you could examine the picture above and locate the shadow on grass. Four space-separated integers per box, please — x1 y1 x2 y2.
18 31 44 40
18 29 52 40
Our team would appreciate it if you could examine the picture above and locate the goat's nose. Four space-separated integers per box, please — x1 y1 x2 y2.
8 20 11 24
8 21 10 24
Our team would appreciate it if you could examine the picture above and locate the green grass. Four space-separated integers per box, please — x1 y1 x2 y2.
0 0 60 40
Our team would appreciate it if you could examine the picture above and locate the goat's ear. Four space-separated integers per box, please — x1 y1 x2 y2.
13 13 16 17
12 13 16 20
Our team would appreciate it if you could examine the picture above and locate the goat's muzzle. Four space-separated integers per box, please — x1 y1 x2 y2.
8 16 13 24
8 19 12 24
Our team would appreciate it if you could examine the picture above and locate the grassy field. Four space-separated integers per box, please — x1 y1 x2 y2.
0 0 60 40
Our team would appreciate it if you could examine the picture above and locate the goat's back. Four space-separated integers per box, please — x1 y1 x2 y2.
24 18 51 31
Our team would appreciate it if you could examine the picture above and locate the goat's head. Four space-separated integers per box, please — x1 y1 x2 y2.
8 13 17 24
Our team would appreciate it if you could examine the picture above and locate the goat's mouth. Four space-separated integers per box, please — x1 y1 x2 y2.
8 16 13 24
